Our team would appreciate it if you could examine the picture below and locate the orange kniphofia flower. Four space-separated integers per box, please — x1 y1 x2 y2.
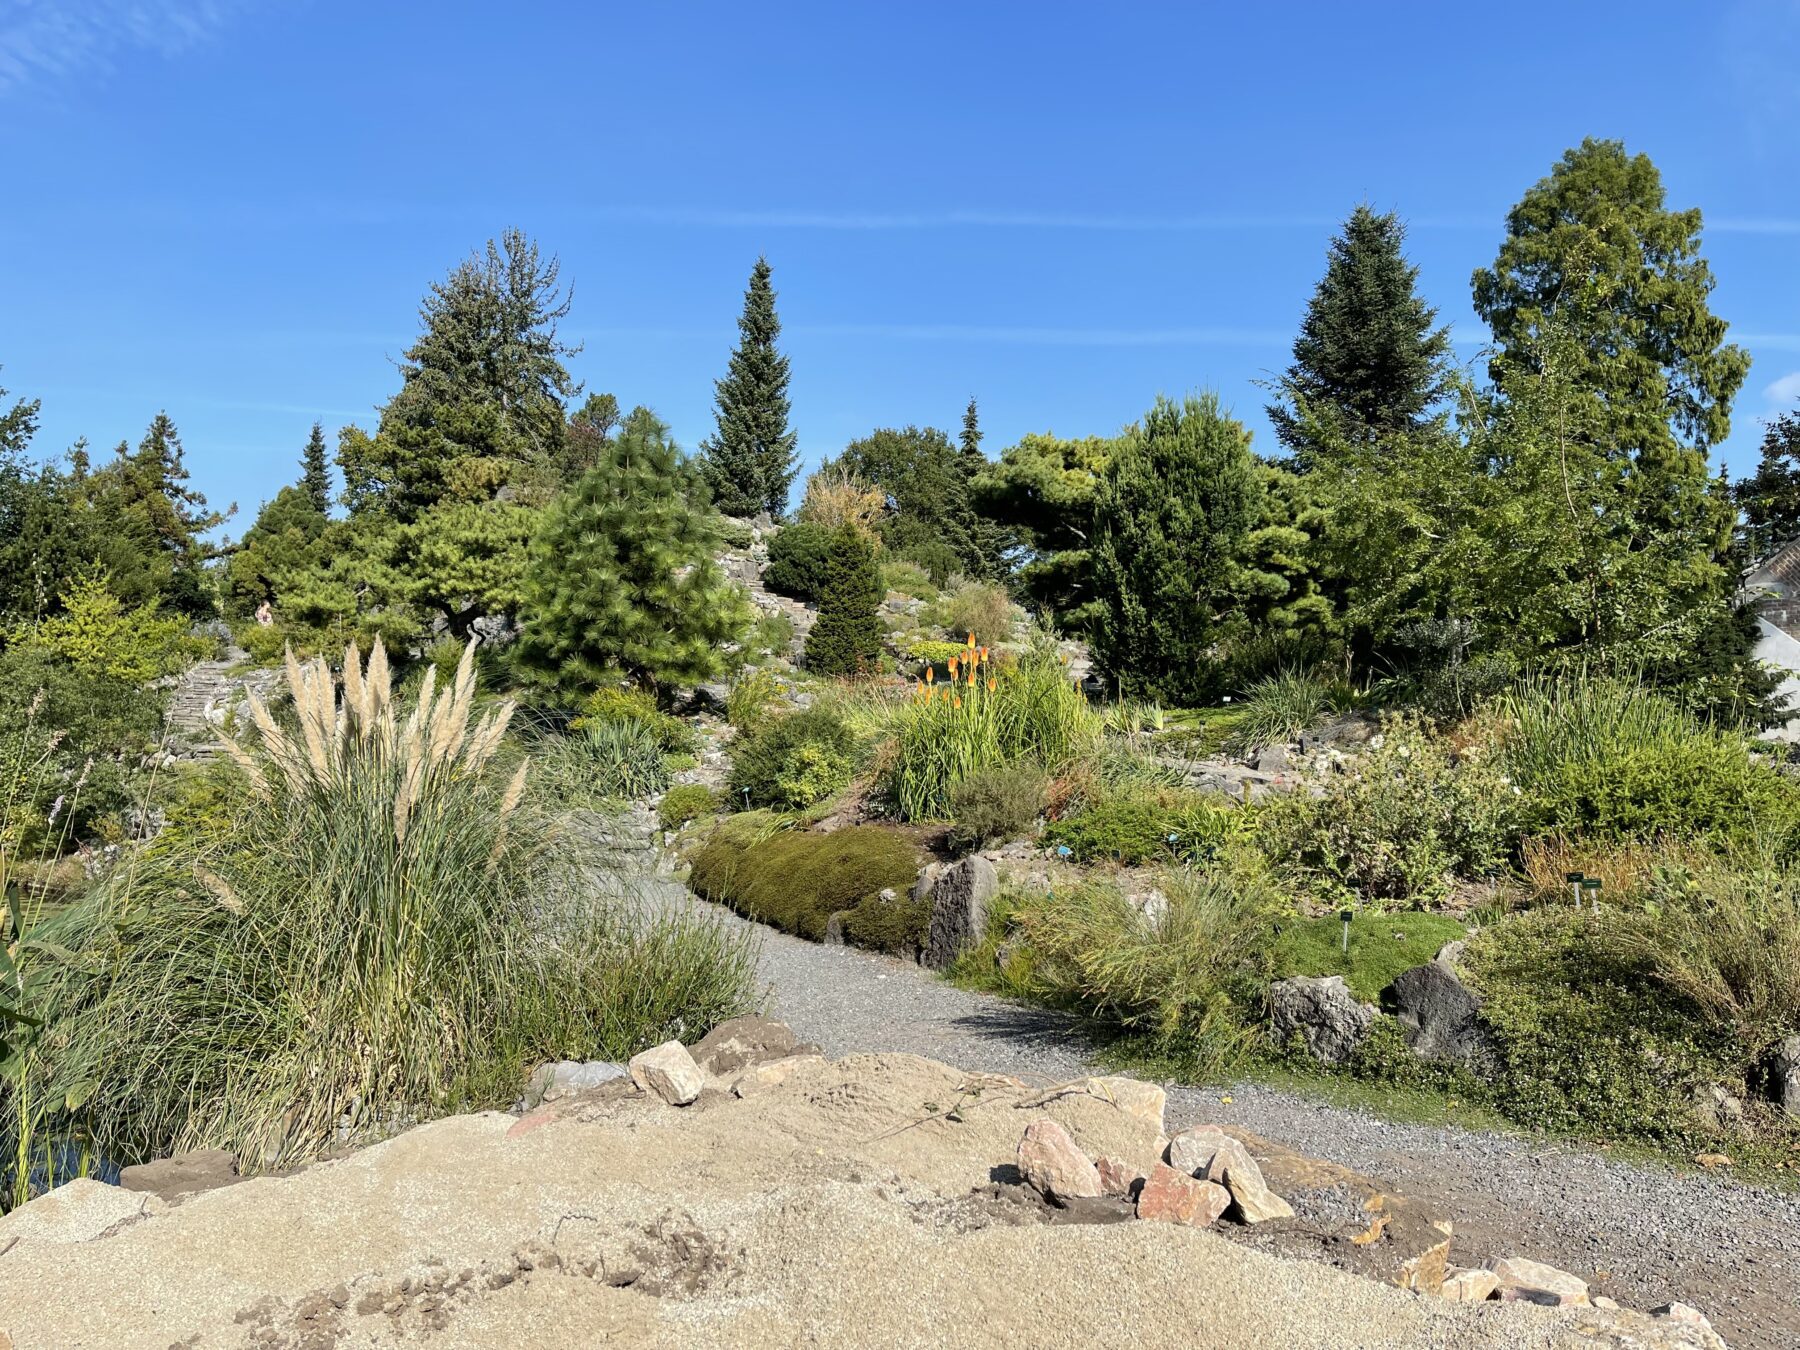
925 667 935 683
967 632 976 648
947 655 959 675
953 696 962 708
979 646 988 662
987 678 997 691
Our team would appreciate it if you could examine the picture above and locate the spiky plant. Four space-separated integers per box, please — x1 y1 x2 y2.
29 639 757 1171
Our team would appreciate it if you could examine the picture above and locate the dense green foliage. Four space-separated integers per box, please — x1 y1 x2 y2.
762 520 833 603
829 424 998 579
1272 911 1468 1002
1269 205 1451 462
698 258 798 518
1044 787 1242 866
520 409 751 692
803 526 883 675
947 762 1047 851
727 707 857 810
689 816 923 951
1738 406 1800 561
972 431 1116 633
657 784 718 831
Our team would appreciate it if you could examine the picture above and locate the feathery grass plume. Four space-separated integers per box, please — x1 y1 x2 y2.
23 638 758 1172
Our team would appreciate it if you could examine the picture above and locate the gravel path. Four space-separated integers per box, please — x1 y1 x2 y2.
680 892 1800 1350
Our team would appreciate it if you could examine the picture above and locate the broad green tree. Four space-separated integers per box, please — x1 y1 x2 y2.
521 408 750 691
803 525 884 676
1269 205 1451 462
1472 140 1748 545
339 229 580 519
830 425 996 578
1091 395 1285 703
972 431 1120 632
699 257 797 518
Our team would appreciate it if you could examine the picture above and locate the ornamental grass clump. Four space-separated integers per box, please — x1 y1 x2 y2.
888 637 1098 820
25 639 757 1172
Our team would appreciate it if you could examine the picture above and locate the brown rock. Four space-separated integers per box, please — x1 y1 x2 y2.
1196 1137 1294 1224
1490 1256 1589 1307
627 1041 705 1106
1016 1118 1103 1201
1135 1163 1230 1227
689 1016 810 1078
1439 1267 1499 1302
118 1148 239 1205
1093 1155 1146 1199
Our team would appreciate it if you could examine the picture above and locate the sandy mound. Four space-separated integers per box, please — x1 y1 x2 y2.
0 1051 1716 1348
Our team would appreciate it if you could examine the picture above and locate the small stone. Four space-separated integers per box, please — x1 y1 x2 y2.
732 1053 826 1098
1135 1163 1230 1227
1591 1295 1620 1311
1490 1256 1589 1307
1017 1117 1104 1201
1164 1125 1229 1177
627 1041 705 1106
1652 1302 1713 1329
1439 1267 1500 1302
1094 1155 1146 1199
1085 1077 1166 1135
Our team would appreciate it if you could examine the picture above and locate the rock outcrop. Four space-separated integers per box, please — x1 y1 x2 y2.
1268 974 1376 1064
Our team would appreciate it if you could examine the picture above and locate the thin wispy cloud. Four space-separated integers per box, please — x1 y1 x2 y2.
570 206 1343 232
1767 372 1800 405
0 0 253 95
790 322 1293 348
1740 333 1800 351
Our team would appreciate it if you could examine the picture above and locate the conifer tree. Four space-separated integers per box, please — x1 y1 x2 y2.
699 257 797 518
803 525 883 675
1738 407 1800 562
120 412 228 617
299 421 332 515
1269 205 1450 461
1091 394 1280 704
520 407 751 691
958 397 984 474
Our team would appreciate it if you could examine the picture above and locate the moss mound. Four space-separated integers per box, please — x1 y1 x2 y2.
690 816 925 953
1272 911 1468 1002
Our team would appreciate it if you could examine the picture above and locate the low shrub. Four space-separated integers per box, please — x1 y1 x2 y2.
905 638 969 667
763 521 834 603
535 717 670 805
1224 667 1338 754
882 560 938 601
897 540 960 587
576 686 695 754
1501 674 1800 854
728 708 856 810
1271 910 1468 1003
689 816 923 951
725 668 781 732
948 762 1047 851
1261 713 1519 903
936 580 1015 648
20 641 759 1172
714 515 755 549
1043 787 1242 866
657 784 718 831
969 870 1283 1079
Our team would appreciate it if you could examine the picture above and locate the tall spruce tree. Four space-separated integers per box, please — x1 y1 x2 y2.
299 421 332 515
1472 140 1748 543
958 397 984 473
1091 394 1281 704
119 412 227 617
1738 407 1800 562
520 407 751 691
1269 205 1450 462
699 257 797 518
803 525 883 675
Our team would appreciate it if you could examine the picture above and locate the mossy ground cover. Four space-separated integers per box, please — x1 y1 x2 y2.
1271 910 1468 1002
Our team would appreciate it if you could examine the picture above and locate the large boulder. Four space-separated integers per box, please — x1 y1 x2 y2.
0 1179 151 1247
1016 1118 1103 1202
1382 959 1492 1069
923 856 997 969
520 1060 627 1110
690 1016 811 1078
1268 975 1375 1064
118 1149 239 1205
627 1041 705 1106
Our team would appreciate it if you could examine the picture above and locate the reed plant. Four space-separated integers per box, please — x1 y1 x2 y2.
25 640 757 1172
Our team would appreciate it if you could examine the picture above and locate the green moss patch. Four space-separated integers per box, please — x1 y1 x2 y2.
1271 910 1467 1002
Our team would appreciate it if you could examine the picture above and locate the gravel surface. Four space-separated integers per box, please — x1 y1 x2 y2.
681 892 1800 1350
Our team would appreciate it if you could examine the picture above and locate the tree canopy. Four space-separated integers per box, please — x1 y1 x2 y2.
699 257 797 518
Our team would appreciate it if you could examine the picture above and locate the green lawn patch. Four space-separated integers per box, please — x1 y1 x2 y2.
1272 910 1468 1002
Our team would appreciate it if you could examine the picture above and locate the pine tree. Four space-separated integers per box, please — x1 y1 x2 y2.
803 525 883 675
699 257 797 518
520 407 751 691
1091 394 1280 704
299 421 332 515
1269 205 1451 461
958 397 984 474
1738 408 1800 562
119 412 228 617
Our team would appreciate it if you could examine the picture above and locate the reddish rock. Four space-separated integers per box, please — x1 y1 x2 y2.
1094 1154 1146 1199
1491 1256 1589 1307
1164 1125 1229 1177
1439 1267 1499 1302
1135 1163 1230 1227
1016 1118 1104 1201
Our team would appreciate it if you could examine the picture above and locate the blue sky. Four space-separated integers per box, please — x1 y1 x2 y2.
3 0 1799 532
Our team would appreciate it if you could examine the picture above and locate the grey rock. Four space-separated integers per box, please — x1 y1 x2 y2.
1251 743 1293 774
910 862 943 906
1268 975 1375 1065
1763 1033 1800 1118
1300 716 1377 750
1693 1081 1749 1135
1383 959 1492 1068
521 1060 628 1110
923 856 998 969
